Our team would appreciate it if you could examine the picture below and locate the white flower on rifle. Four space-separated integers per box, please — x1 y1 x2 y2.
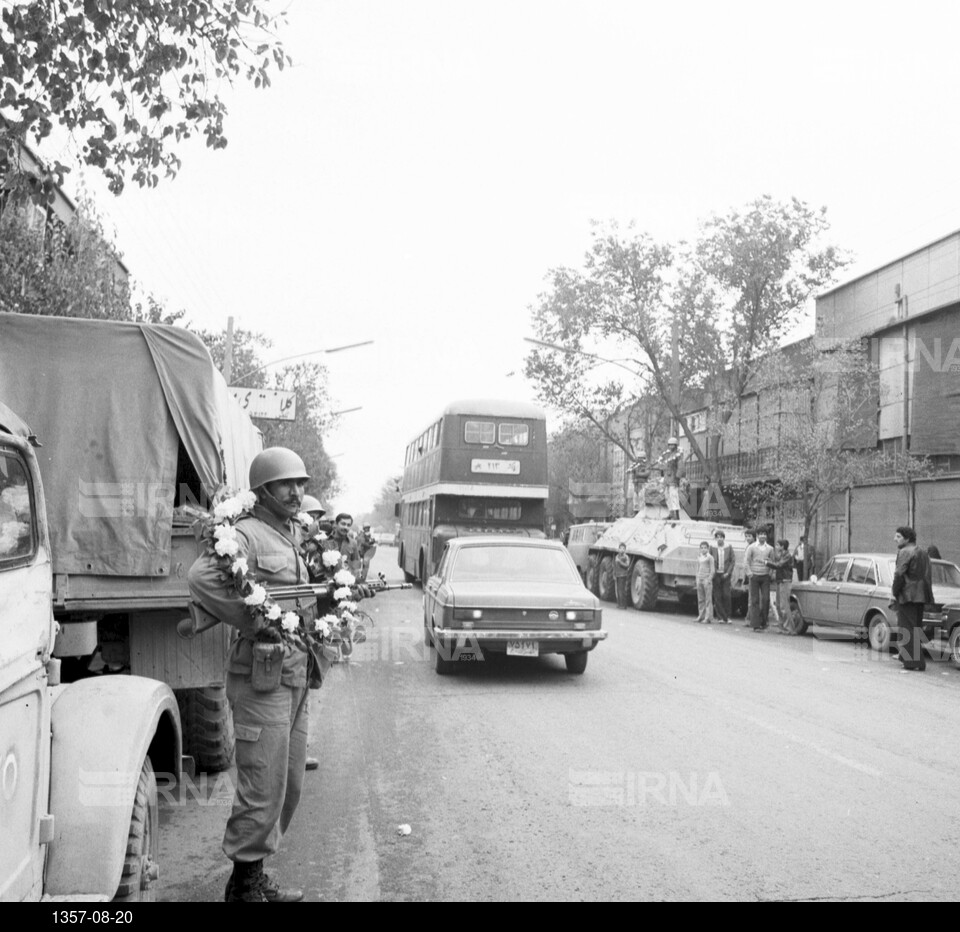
321 550 342 568
244 584 267 607
333 586 352 601
214 536 240 557
265 603 282 622
318 614 338 637
213 524 238 541
231 557 249 576
237 491 257 511
339 600 358 612
334 569 356 586
281 612 300 633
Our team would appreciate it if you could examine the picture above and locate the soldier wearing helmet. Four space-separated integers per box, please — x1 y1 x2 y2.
653 436 684 521
358 522 377 582
187 446 313 903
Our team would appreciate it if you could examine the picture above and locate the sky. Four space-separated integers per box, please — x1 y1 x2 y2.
44 0 960 512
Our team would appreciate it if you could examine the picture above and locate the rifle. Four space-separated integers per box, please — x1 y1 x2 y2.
177 573 412 639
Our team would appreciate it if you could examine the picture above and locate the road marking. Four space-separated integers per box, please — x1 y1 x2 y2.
742 714 884 778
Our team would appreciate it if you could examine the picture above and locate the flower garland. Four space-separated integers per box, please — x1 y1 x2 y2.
199 489 361 655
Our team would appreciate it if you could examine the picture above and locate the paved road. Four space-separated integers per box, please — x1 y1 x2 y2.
160 549 960 901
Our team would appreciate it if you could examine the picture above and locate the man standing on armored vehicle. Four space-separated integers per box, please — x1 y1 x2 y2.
653 437 684 521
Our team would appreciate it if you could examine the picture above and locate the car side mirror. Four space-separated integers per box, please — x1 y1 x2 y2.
809 574 818 583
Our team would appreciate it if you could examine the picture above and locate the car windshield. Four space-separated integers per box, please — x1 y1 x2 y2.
450 546 579 583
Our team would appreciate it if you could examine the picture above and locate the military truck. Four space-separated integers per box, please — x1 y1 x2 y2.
585 503 750 612
0 400 182 901
0 313 262 772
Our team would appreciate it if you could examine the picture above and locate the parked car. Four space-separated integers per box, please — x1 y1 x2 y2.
564 522 613 582
788 552 960 652
930 604 960 666
423 537 607 675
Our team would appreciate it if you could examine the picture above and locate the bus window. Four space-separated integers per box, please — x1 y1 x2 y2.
464 420 495 444
498 423 529 446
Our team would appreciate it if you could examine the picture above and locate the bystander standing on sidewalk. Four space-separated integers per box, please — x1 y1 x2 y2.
614 543 631 609
745 529 774 631
767 539 794 632
696 541 715 624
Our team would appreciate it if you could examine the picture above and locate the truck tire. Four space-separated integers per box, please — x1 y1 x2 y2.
585 558 601 597
598 556 617 602
630 558 659 611
112 756 160 902
176 685 235 774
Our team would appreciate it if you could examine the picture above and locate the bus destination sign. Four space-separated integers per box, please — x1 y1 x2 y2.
471 459 520 475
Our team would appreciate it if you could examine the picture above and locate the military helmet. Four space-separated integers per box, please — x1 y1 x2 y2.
249 447 310 490
301 494 325 517
667 436 678 446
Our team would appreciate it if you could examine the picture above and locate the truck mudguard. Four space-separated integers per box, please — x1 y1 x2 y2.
44 676 181 898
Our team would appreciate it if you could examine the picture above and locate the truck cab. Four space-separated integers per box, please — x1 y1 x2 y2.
0 403 182 902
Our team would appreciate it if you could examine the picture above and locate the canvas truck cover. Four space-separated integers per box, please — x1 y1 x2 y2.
0 313 262 576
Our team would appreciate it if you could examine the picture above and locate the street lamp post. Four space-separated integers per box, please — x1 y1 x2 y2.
231 340 374 384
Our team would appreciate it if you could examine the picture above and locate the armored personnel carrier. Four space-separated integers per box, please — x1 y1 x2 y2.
585 502 750 612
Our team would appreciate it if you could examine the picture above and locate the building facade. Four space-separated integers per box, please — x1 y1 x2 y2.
680 229 960 568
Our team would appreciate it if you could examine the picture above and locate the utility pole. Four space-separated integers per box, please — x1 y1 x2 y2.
223 316 234 384
671 311 680 425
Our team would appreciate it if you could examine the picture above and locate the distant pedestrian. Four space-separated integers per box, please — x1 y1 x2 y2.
891 526 933 671
742 528 756 623
767 539 794 632
613 543 631 609
794 536 815 581
710 530 734 624
926 545 942 560
695 541 715 624
745 529 774 631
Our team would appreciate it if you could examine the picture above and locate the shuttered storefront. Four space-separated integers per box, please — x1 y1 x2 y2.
915 479 960 564
849 484 908 553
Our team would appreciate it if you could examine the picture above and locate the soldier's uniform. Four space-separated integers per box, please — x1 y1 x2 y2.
187 502 313 884
358 528 377 582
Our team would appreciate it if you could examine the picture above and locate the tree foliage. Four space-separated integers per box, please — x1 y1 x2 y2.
362 475 402 531
0 0 290 196
0 189 180 321
524 198 849 487
546 421 611 530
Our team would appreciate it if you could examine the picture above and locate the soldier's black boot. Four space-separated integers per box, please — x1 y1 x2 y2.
225 859 268 902
261 869 304 903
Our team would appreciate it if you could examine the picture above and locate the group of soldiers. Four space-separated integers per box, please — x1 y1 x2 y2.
186 446 378 903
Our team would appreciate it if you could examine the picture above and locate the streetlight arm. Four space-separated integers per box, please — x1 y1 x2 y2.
232 340 375 384
523 337 643 379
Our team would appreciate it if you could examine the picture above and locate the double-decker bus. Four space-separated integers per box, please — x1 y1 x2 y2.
397 399 549 584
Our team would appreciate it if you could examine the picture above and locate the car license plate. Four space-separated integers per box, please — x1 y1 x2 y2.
507 640 538 657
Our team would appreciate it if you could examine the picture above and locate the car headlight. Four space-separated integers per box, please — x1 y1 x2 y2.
453 609 483 620
565 610 593 621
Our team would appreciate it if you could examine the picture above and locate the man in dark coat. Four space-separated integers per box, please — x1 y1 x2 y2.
709 530 735 624
891 525 933 671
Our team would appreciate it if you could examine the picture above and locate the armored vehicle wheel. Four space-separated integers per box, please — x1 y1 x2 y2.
176 685 235 774
112 756 159 902
585 559 601 597
629 558 659 611
564 650 588 674
598 556 617 602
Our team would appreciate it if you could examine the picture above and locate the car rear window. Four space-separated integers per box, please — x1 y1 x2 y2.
451 547 579 583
